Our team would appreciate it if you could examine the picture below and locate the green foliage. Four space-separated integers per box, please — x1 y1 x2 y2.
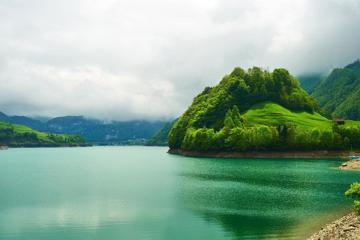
169 67 321 149
312 59 360 120
0 121 86 147
243 102 330 129
146 120 176 146
345 183 360 214
168 66 360 152
224 106 244 129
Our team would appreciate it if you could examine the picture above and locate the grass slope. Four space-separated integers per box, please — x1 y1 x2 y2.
0 121 86 147
243 102 332 129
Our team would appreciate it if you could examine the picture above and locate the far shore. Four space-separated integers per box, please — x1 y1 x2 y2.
168 149 351 159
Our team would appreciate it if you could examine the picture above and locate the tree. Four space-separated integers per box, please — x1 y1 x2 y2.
345 183 360 214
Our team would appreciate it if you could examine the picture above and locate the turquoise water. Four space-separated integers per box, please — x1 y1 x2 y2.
0 146 359 240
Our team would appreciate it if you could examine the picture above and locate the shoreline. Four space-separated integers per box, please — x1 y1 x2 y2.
307 212 360 240
339 158 360 171
168 149 346 159
170 149 360 239
307 158 360 239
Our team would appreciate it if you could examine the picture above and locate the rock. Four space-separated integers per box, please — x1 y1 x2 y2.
307 212 360 240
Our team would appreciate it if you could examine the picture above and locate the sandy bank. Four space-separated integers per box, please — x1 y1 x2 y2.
339 158 360 171
307 212 360 240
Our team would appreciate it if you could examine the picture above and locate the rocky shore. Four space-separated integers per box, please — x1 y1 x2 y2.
339 158 360 171
307 158 360 240
307 212 360 240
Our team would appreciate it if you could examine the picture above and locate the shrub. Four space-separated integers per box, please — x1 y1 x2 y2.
345 182 360 214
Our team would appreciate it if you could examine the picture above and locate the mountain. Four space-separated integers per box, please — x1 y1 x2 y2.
45 116 165 144
0 121 86 147
168 67 360 153
0 112 46 130
146 120 176 146
312 59 360 120
0 112 166 144
297 73 324 93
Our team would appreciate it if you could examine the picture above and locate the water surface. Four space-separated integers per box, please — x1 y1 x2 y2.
0 146 359 240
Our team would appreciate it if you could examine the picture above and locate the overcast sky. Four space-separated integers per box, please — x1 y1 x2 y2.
0 0 359 120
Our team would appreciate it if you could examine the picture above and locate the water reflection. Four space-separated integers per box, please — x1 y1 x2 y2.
176 157 357 239
0 147 358 240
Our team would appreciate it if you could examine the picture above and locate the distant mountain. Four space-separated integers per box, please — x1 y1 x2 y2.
0 112 166 144
45 116 166 144
297 73 324 93
312 59 360 120
0 112 44 129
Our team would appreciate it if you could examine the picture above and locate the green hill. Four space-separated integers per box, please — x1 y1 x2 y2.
168 67 360 152
243 102 332 129
0 121 86 147
312 59 360 120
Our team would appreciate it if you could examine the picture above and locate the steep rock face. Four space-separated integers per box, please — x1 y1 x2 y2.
312 59 360 120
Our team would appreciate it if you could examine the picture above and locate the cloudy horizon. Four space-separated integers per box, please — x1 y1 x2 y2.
1 0 360 120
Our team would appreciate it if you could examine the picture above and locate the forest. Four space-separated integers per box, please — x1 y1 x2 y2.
169 67 360 152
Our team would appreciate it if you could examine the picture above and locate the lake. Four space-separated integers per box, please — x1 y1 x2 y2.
0 146 359 240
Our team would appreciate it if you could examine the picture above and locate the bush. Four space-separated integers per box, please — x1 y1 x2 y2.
345 182 360 214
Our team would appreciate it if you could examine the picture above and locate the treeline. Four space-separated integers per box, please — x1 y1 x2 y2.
169 67 321 149
0 126 85 147
179 106 360 152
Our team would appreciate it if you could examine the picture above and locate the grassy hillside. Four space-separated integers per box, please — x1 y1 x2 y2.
168 67 360 152
312 59 360 120
0 121 86 147
243 102 332 129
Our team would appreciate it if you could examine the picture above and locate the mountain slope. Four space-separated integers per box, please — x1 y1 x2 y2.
243 102 331 129
0 121 85 147
146 120 176 146
45 116 165 144
0 112 45 130
297 73 323 93
168 67 360 152
0 112 165 144
312 59 360 119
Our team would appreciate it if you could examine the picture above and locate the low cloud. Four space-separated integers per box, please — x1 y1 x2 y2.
0 0 359 120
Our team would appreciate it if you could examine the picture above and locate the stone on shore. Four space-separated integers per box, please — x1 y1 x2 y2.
339 158 360 171
307 212 360 240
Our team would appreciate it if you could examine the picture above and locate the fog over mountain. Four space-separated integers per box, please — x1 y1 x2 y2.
0 0 359 120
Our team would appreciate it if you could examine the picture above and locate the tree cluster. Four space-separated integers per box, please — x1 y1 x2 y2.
176 106 360 152
0 125 85 147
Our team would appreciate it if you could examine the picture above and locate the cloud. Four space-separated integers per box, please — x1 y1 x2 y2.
0 0 359 120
